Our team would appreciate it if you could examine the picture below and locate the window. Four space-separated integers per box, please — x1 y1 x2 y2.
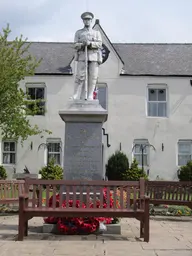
26 84 45 115
133 139 149 166
147 88 167 117
47 140 62 165
178 140 192 166
2 141 16 164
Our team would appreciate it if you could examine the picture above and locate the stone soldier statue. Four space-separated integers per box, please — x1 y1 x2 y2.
72 12 102 100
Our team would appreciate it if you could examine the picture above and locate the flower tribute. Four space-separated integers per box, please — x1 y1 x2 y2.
44 188 115 235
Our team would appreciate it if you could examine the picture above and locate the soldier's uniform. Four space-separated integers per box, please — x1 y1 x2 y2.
73 12 103 100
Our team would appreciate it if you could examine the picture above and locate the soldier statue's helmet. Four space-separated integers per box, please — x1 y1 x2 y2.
81 12 94 20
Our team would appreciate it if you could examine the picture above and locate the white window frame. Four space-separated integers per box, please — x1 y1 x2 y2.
177 140 192 166
25 83 46 116
2 141 17 165
133 139 149 167
146 84 168 118
46 139 62 166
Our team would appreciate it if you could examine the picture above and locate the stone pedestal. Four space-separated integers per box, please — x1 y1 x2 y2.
59 100 108 181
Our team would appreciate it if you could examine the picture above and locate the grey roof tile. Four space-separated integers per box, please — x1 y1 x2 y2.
27 42 192 76
27 42 74 74
114 43 192 76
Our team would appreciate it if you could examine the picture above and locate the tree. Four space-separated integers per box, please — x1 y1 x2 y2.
0 24 49 143
106 151 129 180
178 161 192 181
124 158 148 181
39 159 63 180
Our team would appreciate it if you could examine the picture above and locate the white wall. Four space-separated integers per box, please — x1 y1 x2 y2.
3 75 74 177
4 73 191 181
104 76 192 180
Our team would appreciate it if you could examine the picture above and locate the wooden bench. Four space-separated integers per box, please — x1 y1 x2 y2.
146 181 192 209
0 180 25 205
18 178 150 242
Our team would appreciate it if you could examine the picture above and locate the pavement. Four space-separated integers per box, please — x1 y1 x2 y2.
0 215 191 255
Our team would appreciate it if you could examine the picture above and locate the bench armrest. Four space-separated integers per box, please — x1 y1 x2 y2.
19 194 29 200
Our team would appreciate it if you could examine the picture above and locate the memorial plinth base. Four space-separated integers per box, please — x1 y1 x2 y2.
42 223 121 235
59 100 108 181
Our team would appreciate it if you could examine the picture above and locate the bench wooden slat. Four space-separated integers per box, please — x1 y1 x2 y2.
100 186 103 209
93 186 96 208
120 186 124 209
12 183 15 199
183 186 187 201
133 187 137 210
39 185 42 208
46 186 49 207
32 185 36 207
179 187 182 201
167 186 171 200
52 185 57 209
0 184 2 199
72 186 76 207
106 186 110 209
187 186 190 201
165 186 168 199
25 179 140 186
25 207 145 212
79 186 83 208
86 186 90 208
126 187 130 209
59 186 63 208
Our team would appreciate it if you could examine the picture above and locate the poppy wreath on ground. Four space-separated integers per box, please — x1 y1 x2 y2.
44 188 114 235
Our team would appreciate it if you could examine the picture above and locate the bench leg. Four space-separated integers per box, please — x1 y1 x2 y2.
140 219 144 238
144 200 150 242
18 196 25 241
18 215 24 241
144 212 149 243
24 220 28 236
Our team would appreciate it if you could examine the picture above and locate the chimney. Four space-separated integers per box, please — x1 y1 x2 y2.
95 19 100 24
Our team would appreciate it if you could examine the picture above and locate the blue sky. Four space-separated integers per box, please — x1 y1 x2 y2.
0 0 192 43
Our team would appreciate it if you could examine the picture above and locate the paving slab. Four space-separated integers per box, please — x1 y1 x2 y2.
155 250 192 256
0 215 191 255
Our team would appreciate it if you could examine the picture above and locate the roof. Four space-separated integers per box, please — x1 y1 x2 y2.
27 42 192 76
27 42 74 75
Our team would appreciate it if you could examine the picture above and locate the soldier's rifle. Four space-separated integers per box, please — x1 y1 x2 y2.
84 44 88 100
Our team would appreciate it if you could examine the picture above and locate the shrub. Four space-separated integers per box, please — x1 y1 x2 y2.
178 161 192 181
123 158 148 181
39 159 63 180
106 151 129 180
0 165 7 179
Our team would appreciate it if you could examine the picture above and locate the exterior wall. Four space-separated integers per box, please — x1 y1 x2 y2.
2 73 192 180
105 76 192 180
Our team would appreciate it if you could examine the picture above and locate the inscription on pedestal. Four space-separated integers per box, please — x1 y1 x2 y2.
64 123 103 180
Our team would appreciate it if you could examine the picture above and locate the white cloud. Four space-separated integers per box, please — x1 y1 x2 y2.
0 0 192 43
